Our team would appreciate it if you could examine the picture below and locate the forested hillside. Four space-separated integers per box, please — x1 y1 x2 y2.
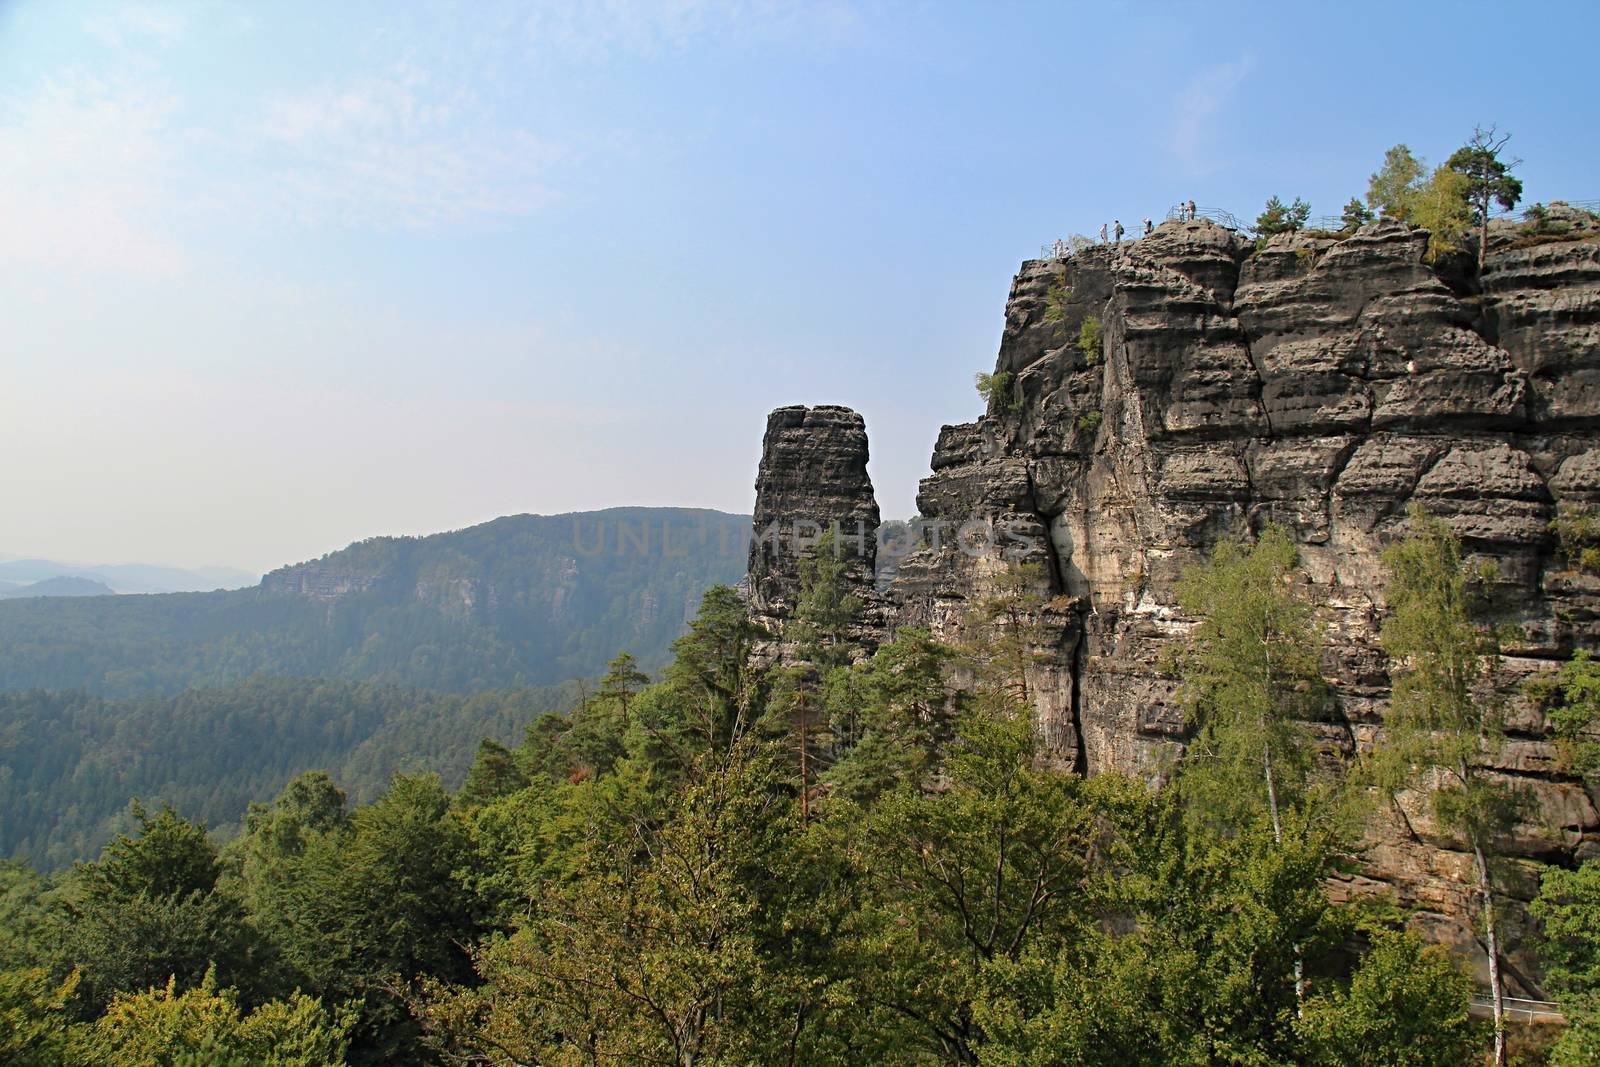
0 508 748 697
7 523 1597 1066
0 678 578 869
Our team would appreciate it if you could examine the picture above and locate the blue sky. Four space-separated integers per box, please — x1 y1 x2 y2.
2 0 1594 572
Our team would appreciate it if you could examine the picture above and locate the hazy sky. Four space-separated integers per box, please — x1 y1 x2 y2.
3 0 1595 573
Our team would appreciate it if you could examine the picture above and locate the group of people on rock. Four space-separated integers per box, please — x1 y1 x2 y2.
1095 216 1159 244
1050 206 1177 259
1091 200 1200 247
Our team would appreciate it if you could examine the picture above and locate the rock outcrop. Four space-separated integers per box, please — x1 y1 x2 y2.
748 215 1600 991
746 404 883 645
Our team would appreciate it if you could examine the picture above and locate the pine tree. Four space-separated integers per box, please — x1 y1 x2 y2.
1447 125 1523 270
653 585 771 765
1340 197 1374 232
455 739 529 809
1256 195 1311 236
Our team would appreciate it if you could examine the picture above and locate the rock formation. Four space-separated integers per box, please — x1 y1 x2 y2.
745 211 1600 991
746 404 882 644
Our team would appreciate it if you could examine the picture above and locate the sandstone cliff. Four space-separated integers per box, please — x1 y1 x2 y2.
745 405 881 638
746 211 1600 992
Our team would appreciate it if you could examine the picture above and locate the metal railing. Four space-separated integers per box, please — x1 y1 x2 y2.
1164 204 1250 231
1469 995 1565 1023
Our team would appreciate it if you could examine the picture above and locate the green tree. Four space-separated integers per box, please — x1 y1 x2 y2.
516 709 577 782
53 803 260 1014
1341 197 1375 232
843 708 1100 1064
1172 525 1326 1003
1377 508 1517 1066
976 795 1342 1067
225 771 347 927
1077 314 1103 366
1368 144 1426 219
824 628 955 805
229 771 349 881
0 862 49 972
427 744 792 1066
1550 503 1600 575
1408 166 1473 263
1527 650 1600 780
1173 526 1325 835
967 564 1053 710
70 968 352 1067
1255 195 1311 236
1295 929 1479 1067
636 585 773 774
781 534 870 811
596 650 650 718
1364 144 1472 262
1446 125 1523 270
553 652 655 783
82 801 219 902
453 738 529 809
1363 143 1427 219
1530 860 1600 1066
0 967 79 1067
1042 271 1071 324
975 371 1020 414
790 539 864 673
242 774 478 1066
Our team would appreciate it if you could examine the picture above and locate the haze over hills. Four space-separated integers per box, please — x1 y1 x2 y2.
0 575 117 599
0 506 751 865
0 557 258 595
0 506 750 698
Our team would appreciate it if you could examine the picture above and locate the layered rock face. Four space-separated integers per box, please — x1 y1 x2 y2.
746 405 882 642
749 216 1600 989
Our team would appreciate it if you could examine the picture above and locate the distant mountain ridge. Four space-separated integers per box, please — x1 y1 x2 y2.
0 557 257 595
0 575 117 600
0 507 750 697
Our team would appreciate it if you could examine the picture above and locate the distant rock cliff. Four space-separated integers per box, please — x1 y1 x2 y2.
746 210 1600 991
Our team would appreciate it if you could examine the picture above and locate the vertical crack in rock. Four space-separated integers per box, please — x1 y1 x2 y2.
1066 613 1089 775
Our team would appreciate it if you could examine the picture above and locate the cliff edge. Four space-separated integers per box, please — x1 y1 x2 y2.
747 211 1600 990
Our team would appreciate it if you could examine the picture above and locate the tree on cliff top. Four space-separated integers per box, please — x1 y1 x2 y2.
1447 125 1522 270
1255 195 1311 236
1367 138 1509 266
1340 197 1374 233
1368 145 1426 219
1370 148 1471 262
